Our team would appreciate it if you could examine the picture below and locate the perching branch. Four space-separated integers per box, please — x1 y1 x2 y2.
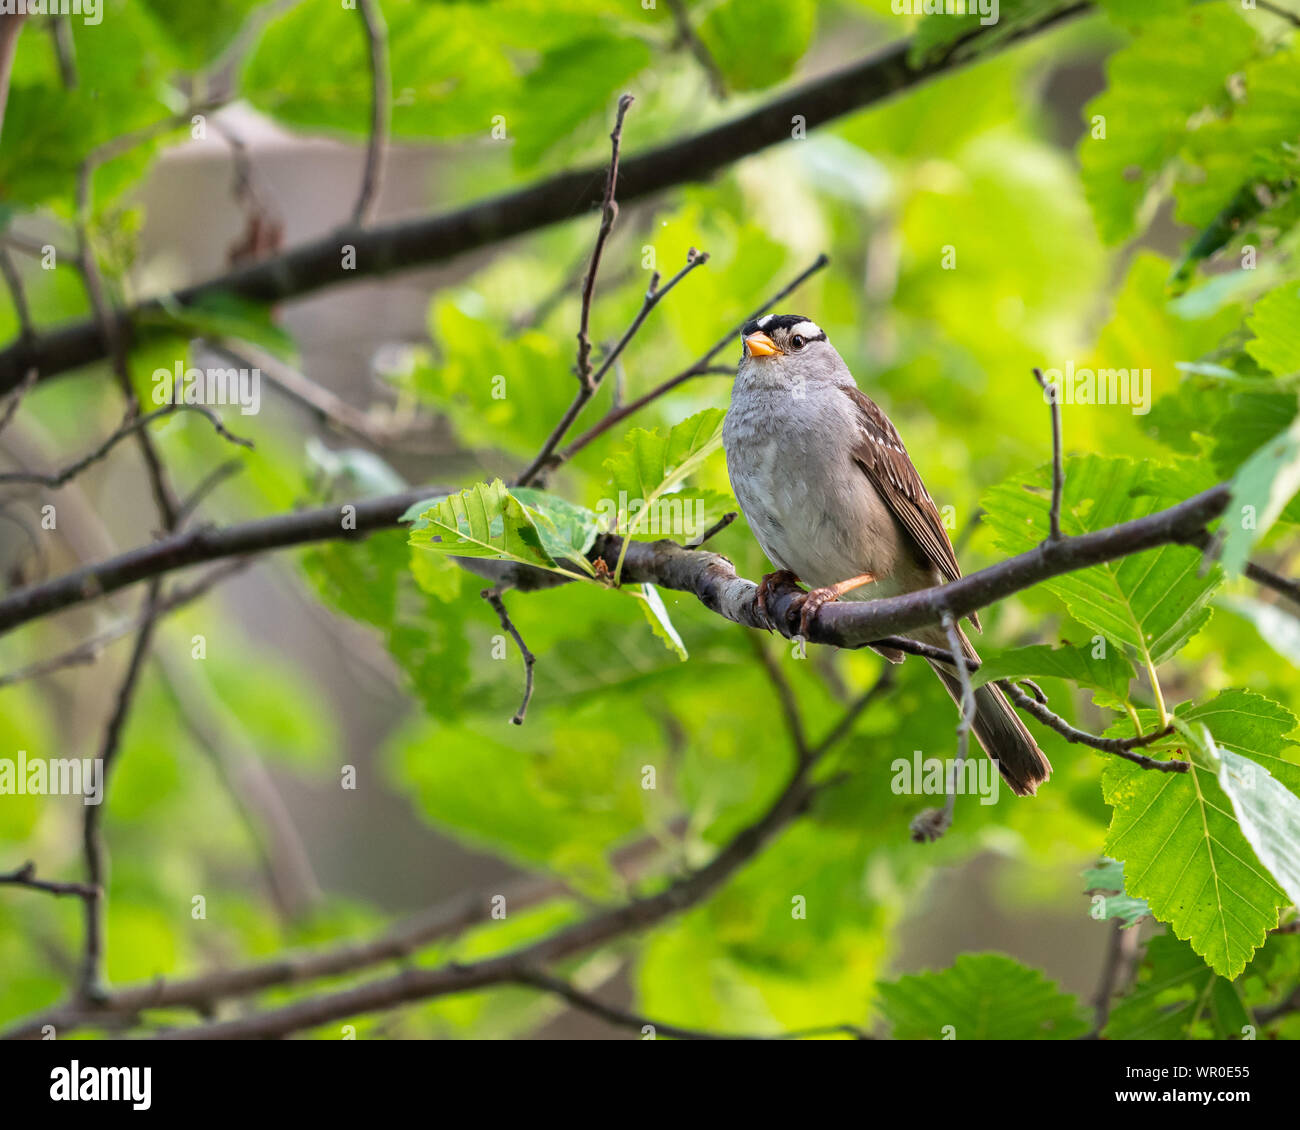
0 5 1092 396
0 481 1233 649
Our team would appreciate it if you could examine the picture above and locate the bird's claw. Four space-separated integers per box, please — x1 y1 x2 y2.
756 570 802 631
794 586 839 638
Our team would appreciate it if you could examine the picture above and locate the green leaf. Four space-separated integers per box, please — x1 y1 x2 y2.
1082 858 1149 928
633 584 687 661
1103 690 1300 977
1245 283 1300 379
972 642 1134 709
602 408 727 542
983 456 1220 667
139 291 300 363
876 953 1088 1040
1218 595 1300 665
1078 8 1257 244
407 480 559 571
511 488 600 574
508 37 652 167
1104 934 1251 1040
1219 404 1300 576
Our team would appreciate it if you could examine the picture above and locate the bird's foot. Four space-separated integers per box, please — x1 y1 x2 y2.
793 573 878 638
756 570 803 631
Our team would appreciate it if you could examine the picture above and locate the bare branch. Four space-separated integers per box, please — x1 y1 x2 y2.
0 861 97 900
1033 366 1064 542
910 612 973 843
576 94 634 391
352 0 390 225
514 247 708 487
482 587 537 725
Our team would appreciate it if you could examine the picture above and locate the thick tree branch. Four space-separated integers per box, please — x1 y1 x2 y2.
0 4 1091 395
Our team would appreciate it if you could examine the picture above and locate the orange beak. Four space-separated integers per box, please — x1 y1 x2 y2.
744 331 779 357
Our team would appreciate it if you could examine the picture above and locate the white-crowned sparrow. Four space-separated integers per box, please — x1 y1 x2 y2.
722 313 1051 797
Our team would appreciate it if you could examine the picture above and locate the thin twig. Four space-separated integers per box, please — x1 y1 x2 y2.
685 510 736 549
1090 918 1142 1036
79 580 163 1001
910 613 973 842
352 0 390 225
1033 367 1063 542
0 245 33 340
483 587 536 725
576 94 634 390
0 402 251 488
514 247 708 487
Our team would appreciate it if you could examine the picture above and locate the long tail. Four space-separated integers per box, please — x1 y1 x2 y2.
922 625 1052 797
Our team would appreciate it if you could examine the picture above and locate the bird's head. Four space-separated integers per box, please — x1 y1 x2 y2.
740 313 833 363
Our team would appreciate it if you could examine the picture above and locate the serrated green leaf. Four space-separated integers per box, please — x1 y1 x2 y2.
407 479 559 571
511 487 600 573
1103 691 1300 978
1104 933 1251 1040
1083 858 1149 928
602 409 728 543
877 953 1088 1040
973 641 1134 708
1245 283 1300 379
983 456 1220 667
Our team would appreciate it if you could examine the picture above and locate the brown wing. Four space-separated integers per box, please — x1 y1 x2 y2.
841 386 980 631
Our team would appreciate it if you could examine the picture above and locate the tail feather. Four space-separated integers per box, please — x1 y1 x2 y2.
924 628 1052 797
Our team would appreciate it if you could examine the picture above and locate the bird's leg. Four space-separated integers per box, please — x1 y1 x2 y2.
756 569 803 631
795 573 877 637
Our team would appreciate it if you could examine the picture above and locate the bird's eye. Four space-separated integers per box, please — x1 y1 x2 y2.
791 335 805 350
